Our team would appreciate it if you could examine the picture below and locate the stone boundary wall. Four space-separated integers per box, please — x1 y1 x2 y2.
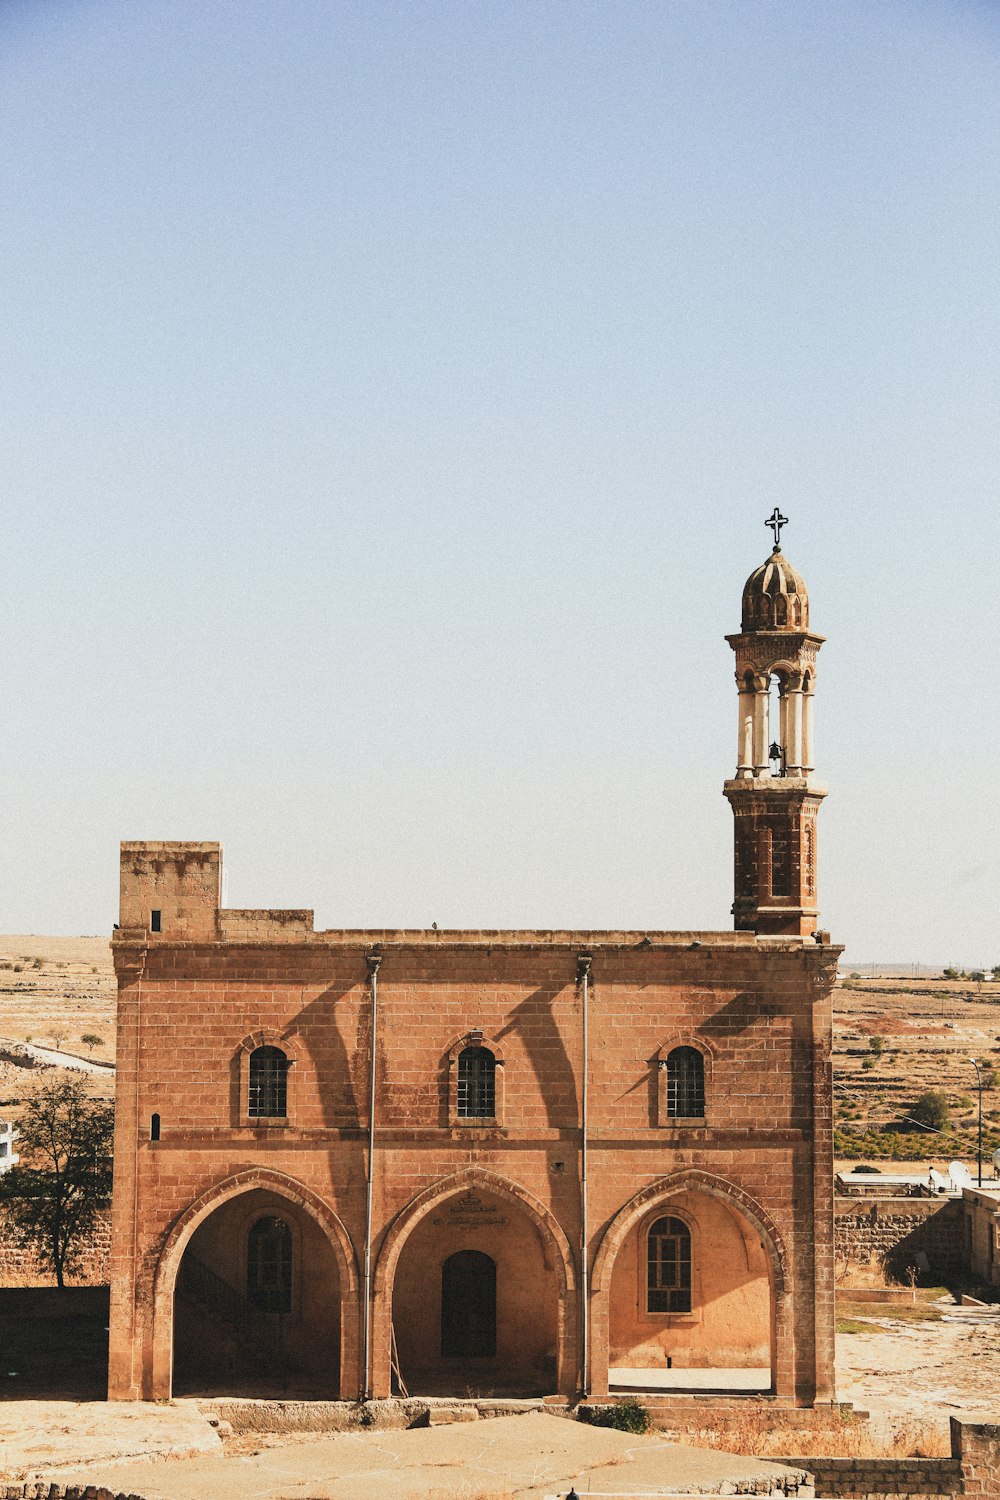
835 1195 964 1273
783 1417 1000 1499
787 1456 960 1497
0 1205 111 1286
1 1486 148 1499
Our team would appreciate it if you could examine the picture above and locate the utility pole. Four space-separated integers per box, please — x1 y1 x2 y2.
968 1056 984 1188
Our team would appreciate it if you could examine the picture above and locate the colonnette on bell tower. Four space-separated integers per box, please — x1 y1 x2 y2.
724 509 827 937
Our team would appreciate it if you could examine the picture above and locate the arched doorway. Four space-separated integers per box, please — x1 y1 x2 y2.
173 1187 342 1396
150 1169 359 1401
441 1249 496 1358
374 1169 577 1398
591 1172 787 1398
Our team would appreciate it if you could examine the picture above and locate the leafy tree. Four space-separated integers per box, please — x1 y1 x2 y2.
943 968 960 979
970 971 986 987
869 1035 884 1056
80 1033 104 1053
909 1090 950 1133
0 1078 113 1288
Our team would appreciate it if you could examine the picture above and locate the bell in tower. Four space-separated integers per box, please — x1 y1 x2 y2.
724 511 827 936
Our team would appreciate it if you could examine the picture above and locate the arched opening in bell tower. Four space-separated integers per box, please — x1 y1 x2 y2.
766 671 786 776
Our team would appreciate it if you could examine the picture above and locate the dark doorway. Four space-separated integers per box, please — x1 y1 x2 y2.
441 1250 496 1358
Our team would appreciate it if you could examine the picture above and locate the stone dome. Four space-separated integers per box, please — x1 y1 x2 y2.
741 548 809 631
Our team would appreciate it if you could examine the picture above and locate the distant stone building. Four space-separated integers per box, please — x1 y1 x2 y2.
0 1118 18 1174
108 534 840 1408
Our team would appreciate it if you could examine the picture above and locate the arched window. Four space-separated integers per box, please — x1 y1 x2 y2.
666 1046 705 1119
248 1045 288 1118
647 1215 692 1313
456 1046 496 1119
247 1215 292 1313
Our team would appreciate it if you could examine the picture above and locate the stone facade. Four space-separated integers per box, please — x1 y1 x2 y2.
964 1186 1000 1287
107 543 840 1409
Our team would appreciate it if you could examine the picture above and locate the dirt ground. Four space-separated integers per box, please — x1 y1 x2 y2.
21 1410 811 1500
836 1303 1000 1442
0 1299 996 1492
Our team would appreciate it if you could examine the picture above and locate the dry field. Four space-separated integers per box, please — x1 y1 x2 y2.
0 935 115 1118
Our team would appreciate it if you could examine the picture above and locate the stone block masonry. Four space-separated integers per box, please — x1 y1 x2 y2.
107 546 841 1409
834 1196 965 1275
783 1418 1000 1499
0 1205 110 1286
1 1486 148 1499
107 842 840 1408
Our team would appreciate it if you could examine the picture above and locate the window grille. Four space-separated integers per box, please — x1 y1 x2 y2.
456 1045 495 1119
248 1045 288 1118
247 1215 292 1314
647 1215 692 1313
666 1046 705 1118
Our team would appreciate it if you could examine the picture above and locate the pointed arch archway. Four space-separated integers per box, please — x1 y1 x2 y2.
372 1167 577 1397
590 1169 791 1398
150 1168 359 1399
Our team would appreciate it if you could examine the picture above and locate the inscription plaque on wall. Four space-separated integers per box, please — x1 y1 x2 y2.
433 1191 506 1228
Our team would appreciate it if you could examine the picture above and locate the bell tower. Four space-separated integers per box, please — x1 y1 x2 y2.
724 512 827 936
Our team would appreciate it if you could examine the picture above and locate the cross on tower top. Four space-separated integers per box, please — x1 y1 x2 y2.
765 507 788 550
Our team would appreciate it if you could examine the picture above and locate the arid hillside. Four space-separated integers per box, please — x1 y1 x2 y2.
834 973 1000 1168
0 936 115 1117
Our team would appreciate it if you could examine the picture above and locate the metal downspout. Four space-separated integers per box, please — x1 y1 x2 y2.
362 950 382 1400
577 951 592 1396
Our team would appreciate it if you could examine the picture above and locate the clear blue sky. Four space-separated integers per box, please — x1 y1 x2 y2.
1 1 998 961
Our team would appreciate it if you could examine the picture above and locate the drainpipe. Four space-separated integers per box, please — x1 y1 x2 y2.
362 950 382 1400
577 952 592 1396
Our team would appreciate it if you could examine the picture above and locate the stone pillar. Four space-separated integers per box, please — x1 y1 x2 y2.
786 684 804 773
951 1416 1000 1496
802 690 815 772
752 678 769 775
737 688 754 776
107 950 145 1401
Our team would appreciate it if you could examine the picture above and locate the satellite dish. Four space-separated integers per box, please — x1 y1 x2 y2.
948 1161 972 1189
991 1148 1000 1178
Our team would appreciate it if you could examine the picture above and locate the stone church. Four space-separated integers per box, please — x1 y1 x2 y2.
107 529 840 1408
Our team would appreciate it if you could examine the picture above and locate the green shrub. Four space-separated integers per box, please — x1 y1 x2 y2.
910 1090 950 1132
582 1398 650 1434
